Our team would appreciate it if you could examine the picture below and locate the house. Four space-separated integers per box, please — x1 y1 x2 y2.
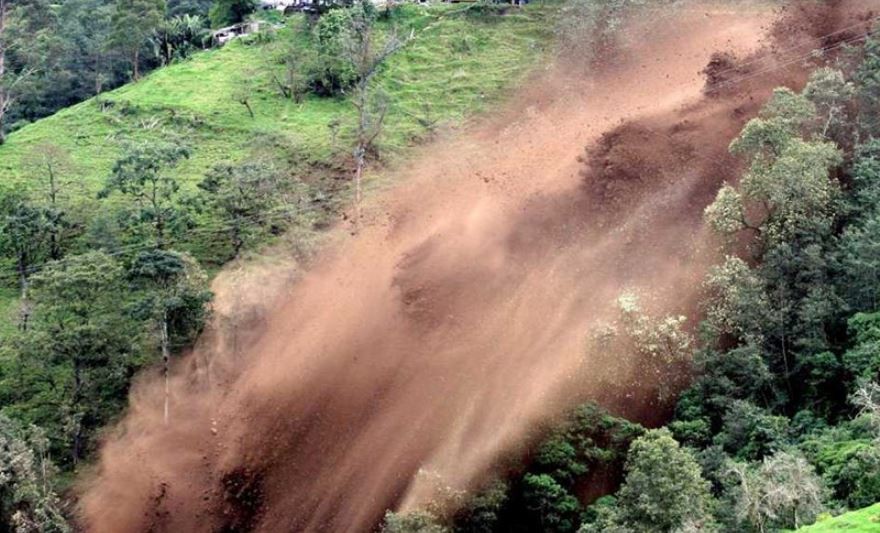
212 20 268 46
258 0 321 14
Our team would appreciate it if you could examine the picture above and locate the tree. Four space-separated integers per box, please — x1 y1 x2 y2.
0 194 48 330
152 14 209 66
803 67 855 145
233 69 257 120
23 143 76 261
727 451 825 532
615 429 714 532
27 251 141 464
0 415 69 532
856 32 880 136
100 140 191 248
590 292 694 402
521 474 582 533
198 160 282 258
109 0 165 81
382 510 449 533
129 249 210 424
56 0 118 98
705 88 842 254
716 400 790 461
341 2 408 230
209 0 256 28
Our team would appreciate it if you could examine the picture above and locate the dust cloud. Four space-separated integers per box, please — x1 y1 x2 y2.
78 1 880 531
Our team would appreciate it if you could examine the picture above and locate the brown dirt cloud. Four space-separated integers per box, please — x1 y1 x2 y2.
77 1 880 531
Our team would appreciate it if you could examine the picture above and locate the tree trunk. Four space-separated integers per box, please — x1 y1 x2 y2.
48 160 61 260
17 255 30 331
242 99 255 119
72 358 83 465
162 309 170 425
133 48 140 81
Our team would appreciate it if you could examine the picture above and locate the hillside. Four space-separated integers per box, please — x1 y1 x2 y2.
797 504 880 532
0 3 554 333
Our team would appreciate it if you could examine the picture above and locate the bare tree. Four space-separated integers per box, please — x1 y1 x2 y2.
852 381 880 437
728 452 826 532
344 5 411 231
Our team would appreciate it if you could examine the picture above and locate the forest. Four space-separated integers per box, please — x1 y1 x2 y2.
1 0 880 532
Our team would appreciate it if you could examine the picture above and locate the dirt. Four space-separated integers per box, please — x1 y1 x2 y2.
77 1 880 532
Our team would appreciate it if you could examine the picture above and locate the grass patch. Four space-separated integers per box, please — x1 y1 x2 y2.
797 503 880 532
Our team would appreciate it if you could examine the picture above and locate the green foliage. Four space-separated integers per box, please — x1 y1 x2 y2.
842 312 880 383
614 429 714 532
110 0 166 80
0 414 68 533
382 510 450 533
10 252 146 464
197 160 284 258
99 140 192 248
309 7 360 96
128 249 211 347
716 400 790 461
209 0 257 28
452 480 508 533
521 474 581 533
855 32 880 136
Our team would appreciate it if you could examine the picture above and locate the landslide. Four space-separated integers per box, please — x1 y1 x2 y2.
78 1 880 532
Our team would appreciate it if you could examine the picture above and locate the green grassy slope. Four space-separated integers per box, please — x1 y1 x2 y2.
797 504 880 532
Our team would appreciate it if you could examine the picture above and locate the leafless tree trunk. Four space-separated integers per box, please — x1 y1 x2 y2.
345 13 410 232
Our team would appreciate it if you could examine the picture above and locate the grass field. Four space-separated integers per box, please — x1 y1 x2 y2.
797 504 880 532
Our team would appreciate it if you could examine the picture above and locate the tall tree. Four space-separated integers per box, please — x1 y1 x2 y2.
99 140 191 249
0 415 69 532
339 3 408 231
0 194 48 330
23 143 76 261
129 249 210 425
615 429 714 532
109 0 165 81
27 251 140 464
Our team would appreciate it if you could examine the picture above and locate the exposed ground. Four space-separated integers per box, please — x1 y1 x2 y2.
78 1 880 532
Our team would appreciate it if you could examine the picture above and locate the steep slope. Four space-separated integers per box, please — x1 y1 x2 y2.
79 1 880 532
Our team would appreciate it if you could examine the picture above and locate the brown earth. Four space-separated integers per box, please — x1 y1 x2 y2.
78 1 880 532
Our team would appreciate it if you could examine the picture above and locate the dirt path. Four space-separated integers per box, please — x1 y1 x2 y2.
78 2 877 532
